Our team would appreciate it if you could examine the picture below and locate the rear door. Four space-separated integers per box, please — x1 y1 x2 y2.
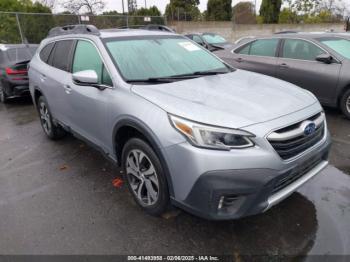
229 38 280 77
43 40 75 124
275 38 341 104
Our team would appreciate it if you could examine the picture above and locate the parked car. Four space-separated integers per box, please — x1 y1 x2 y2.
185 32 234 52
29 25 330 220
216 33 350 119
0 44 38 103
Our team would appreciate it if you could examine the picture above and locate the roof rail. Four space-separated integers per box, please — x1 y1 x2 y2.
48 24 100 38
274 30 299 34
117 24 175 33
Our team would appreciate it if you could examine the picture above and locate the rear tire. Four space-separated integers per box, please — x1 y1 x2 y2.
122 138 170 216
340 89 350 120
0 83 8 103
37 96 66 140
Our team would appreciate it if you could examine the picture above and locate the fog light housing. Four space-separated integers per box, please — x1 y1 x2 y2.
217 195 243 214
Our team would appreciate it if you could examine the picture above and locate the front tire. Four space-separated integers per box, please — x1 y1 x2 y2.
340 89 350 120
37 96 66 140
122 138 170 216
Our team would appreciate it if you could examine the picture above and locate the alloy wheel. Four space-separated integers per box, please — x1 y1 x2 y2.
125 149 159 206
346 95 350 114
39 102 52 135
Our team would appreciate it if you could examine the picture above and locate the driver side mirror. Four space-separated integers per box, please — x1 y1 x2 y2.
72 70 98 85
316 54 333 64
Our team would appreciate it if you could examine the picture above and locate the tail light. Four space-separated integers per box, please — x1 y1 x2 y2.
5 64 28 80
5 67 27 75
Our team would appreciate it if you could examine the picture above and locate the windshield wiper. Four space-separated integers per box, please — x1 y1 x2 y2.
126 70 232 84
192 70 228 76
126 77 185 84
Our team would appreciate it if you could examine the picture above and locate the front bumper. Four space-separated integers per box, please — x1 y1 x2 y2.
167 132 331 220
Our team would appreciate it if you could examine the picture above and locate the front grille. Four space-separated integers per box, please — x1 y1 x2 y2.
268 113 325 160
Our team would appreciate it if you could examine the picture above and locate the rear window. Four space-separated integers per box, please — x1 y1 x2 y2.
50 40 75 72
6 47 35 62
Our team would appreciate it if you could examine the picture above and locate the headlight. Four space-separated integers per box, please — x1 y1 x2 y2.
169 115 255 150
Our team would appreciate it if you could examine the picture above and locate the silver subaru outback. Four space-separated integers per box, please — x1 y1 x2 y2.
29 25 331 220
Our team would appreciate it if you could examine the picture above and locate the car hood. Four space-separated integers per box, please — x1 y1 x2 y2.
131 70 317 129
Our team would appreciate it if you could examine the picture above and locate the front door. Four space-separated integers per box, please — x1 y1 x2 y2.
275 38 341 104
66 40 113 151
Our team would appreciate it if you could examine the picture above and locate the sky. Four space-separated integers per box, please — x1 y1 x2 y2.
104 0 263 14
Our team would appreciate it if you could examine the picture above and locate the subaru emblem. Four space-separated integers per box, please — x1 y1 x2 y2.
304 122 317 136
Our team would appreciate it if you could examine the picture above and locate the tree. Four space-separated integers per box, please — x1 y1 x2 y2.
128 0 137 14
128 6 163 26
0 0 53 44
62 0 105 14
206 0 232 21
37 0 56 9
259 0 282 23
291 0 320 14
283 0 348 23
232 2 256 24
165 0 201 21
278 8 298 23
133 6 161 16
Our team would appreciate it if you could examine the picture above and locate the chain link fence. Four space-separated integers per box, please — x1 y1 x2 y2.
0 12 166 44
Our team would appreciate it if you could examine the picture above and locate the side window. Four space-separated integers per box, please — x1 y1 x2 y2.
282 39 325 61
193 35 204 45
50 40 75 71
72 40 112 86
236 43 250 55
236 39 279 57
39 42 54 63
249 39 279 57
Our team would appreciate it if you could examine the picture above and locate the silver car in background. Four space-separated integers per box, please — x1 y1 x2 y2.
29 25 331 220
216 33 350 119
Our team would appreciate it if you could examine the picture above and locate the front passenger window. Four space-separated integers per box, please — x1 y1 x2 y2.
282 39 325 61
72 40 112 86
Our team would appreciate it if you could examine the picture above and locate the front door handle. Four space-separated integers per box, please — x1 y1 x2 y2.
64 85 72 94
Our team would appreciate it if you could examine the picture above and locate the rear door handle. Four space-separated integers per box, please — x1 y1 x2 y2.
40 74 46 82
64 85 72 94
279 63 289 69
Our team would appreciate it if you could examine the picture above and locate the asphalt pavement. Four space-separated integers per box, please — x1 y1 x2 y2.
0 98 349 257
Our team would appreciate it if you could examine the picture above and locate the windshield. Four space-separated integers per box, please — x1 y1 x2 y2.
105 36 231 82
319 38 350 59
202 34 227 45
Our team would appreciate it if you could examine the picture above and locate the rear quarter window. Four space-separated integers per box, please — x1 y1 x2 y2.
235 39 279 57
50 40 75 72
39 42 55 64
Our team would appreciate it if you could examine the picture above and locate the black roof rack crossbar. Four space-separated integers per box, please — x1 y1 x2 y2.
48 24 100 38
